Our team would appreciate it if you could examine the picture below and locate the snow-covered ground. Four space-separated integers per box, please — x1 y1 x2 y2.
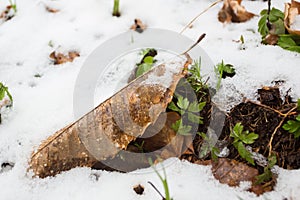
0 0 299 199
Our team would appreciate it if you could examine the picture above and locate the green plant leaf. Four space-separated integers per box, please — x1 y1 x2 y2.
136 63 152 77
268 154 277 168
188 112 203 124
258 15 269 38
271 19 285 35
177 95 189 110
297 99 300 110
171 119 191 135
211 147 220 162
171 119 181 132
143 56 153 64
255 168 272 185
168 101 180 112
283 115 300 138
237 142 255 165
243 132 259 144
260 9 268 16
188 101 200 112
0 88 5 100
232 122 243 137
270 7 284 20
188 101 206 113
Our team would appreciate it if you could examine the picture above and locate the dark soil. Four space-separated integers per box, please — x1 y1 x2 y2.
219 87 300 170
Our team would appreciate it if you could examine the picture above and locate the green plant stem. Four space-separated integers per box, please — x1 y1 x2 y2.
9 0 17 13
267 0 271 29
112 0 120 17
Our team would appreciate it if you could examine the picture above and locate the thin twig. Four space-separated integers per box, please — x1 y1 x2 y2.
267 106 297 156
181 33 206 55
180 0 223 34
246 100 296 117
148 181 165 200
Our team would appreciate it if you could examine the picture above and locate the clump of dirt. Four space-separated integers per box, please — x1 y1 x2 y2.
220 87 300 170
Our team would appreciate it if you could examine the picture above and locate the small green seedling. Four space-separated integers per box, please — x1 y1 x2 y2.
258 7 300 53
255 153 277 185
0 82 13 124
135 48 157 78
168 94 206 135
240 35 245 44
136 56 154 77
282 99 300 138
187 58 207 93
283 115 300 138
215 60 236 90
0 82 13 105
134 141 144 153
258 8 285 39
198 132 220 161
112 0 120 17
170 119 192 136
148 158 173 200
8 0 17 13
230 122 258 165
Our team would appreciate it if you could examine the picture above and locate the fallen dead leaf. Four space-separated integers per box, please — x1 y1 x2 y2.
218 0 255 23
29 54 192 178
284 0 300 35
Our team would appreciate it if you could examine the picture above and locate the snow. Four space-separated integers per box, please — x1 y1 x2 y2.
0 0 299 199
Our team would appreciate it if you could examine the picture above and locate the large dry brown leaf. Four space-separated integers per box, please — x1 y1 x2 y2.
218 0 255 23
29 54 192 178
211 158 274 195
284 0 300 35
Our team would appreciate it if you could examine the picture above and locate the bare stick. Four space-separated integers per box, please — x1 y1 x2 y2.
181 33 206 55
148 181 165 200
267 105 297 156
180 0 223 34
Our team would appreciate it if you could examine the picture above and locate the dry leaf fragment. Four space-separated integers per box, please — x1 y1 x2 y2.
211 158 259 187
218 0 255 23
46 6 60 13
284 0 300 35
49 51 80 65
0 5 15 21
130 19 147 33
29 54 192 178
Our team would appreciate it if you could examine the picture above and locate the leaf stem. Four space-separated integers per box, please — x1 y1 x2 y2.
112 0 120 17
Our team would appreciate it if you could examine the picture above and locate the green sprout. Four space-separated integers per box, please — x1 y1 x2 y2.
230 123 258 165
135 48 157 78
282 99 300 138
258 7 300 53
214 60 236 91
198 132 220 162
0 82 13 105
8 0 17 13
255 153 277 185
187 58 207 93
168 94 206 135
283 115 300 139
112 0 120 17
148 158 173 200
